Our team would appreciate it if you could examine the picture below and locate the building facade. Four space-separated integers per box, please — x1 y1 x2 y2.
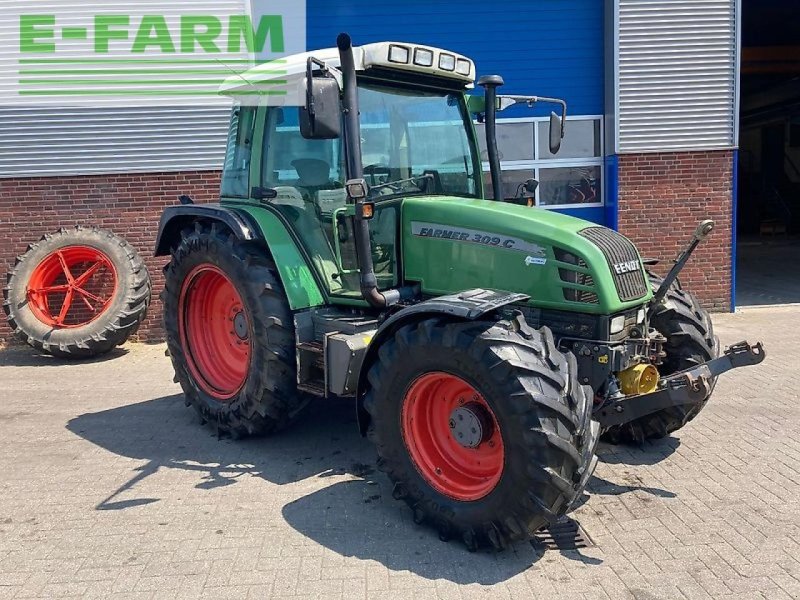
0 0 739 343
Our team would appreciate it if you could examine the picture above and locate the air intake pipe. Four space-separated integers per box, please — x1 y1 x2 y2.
336 33 415 308
477 75 504 202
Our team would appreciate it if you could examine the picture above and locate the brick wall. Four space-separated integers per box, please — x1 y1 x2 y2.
617 150 733 311
0 171 221 345
1 153 734 346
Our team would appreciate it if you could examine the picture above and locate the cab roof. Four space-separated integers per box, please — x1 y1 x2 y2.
220 41 476 104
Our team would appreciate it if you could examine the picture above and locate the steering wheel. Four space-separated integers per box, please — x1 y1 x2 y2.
363 164 391 186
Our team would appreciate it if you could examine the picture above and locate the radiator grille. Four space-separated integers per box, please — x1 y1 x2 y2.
579 227 648 302
554 248 599 304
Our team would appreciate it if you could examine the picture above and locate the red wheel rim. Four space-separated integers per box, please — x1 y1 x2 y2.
26 245 118 328
178 265 251 401
401 372 504 501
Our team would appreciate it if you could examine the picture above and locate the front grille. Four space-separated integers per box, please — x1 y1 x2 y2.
554 248 598 304
579 227 648 301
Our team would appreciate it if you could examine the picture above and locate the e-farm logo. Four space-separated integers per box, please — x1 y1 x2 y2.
14 9 299 102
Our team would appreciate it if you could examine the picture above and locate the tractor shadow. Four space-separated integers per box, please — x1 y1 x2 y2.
66 392 589 583
596 436 681 467
582 439 680 501
66 392 370 497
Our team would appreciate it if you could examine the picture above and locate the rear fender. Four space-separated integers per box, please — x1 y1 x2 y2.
355 288 529 435
155 203 325 310
154 204 258 256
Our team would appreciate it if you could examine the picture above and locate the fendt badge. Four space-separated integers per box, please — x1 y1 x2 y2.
613 260 639 274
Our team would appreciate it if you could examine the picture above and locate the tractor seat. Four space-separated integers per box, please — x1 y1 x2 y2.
292 158 341 191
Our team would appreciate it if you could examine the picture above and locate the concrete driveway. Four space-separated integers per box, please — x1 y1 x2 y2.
0 306 798 599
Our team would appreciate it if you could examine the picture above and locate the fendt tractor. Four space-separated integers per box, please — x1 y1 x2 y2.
154 34 765 550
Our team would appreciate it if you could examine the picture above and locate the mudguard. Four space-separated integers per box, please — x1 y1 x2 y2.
154 202 325 310
154 204 258 256
356 288 529 435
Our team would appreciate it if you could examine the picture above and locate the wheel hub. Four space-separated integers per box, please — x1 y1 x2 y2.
26 246 117 328
178 265 251 401
401 372 504 501
449 402 494 449
233 311 248 340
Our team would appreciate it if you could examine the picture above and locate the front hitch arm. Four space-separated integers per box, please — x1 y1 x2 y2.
649 219 715 318
594 341 765 429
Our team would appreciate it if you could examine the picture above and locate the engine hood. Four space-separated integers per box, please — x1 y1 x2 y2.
400 196 652 314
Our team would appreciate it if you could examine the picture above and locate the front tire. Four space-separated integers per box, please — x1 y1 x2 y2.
162 222 307 437
602 274 720 443
364 315 599 550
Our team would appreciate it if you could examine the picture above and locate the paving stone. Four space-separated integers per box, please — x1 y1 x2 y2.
0 306 797 598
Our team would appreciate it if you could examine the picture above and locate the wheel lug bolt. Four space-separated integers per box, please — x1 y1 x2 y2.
449 419 455 429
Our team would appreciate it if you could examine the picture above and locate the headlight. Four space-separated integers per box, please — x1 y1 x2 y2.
439 53 456 71
388 45 410 64
610 315 626 335
413 48 433 67
636 307 646 324
456 58 471 75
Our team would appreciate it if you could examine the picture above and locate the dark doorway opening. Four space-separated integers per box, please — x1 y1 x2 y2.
737 0 800 306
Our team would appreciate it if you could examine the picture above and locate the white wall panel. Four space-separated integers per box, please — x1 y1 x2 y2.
615 0 738 153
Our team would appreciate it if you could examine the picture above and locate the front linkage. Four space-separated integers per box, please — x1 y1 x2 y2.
595 340 764 429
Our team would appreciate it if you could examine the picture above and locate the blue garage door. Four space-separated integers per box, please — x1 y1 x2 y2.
307 0 607 224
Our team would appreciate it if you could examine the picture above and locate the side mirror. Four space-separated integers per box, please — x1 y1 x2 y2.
300 76 341 140
549 111 563 154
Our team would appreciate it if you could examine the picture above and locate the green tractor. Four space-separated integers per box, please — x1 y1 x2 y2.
155 34 764 550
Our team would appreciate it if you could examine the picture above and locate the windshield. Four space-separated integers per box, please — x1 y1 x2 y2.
358 83 480 199
255 83 479 300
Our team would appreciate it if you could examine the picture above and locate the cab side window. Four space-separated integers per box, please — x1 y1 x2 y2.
261 107 346 210
220 106 256 198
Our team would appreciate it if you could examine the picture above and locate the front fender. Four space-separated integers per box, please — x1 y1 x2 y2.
355 288 529 435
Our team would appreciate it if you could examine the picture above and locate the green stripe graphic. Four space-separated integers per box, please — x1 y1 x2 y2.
19 79 288 86
19 58 286 65
19 89 286 96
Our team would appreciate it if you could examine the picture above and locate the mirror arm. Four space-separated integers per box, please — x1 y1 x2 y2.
497 95 567 138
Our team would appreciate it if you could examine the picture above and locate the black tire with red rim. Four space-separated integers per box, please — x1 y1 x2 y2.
162 222 306 437
363 315 600 551
3 226 150 358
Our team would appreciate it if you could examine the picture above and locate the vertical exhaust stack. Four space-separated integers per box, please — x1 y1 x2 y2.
477 75 505 202
337 33 412 308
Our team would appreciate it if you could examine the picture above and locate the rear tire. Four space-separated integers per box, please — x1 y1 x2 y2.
602 274 720 443
364 315 599 551
3 226 150 358
162 222 308 437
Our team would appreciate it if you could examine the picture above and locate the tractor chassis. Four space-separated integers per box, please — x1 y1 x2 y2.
593 340 765 429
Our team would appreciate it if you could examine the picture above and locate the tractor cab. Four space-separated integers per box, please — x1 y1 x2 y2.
220 40 488 302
